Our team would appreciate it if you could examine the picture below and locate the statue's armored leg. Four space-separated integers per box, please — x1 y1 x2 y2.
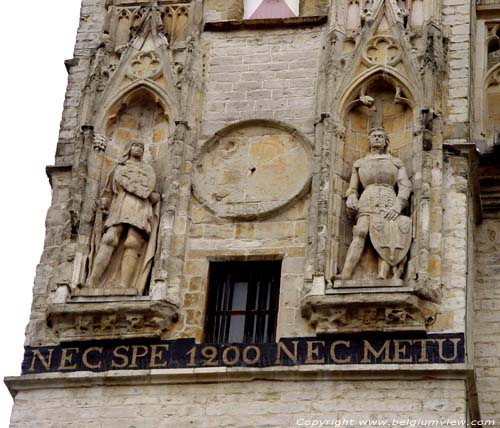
120 227 146 289
377 259 391 279
391 256 407 279
337 216 369 280
87 225 122 287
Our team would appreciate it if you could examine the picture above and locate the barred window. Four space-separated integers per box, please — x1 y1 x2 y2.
204 261 281 344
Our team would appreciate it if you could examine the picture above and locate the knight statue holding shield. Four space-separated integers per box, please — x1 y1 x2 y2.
335 126 412 282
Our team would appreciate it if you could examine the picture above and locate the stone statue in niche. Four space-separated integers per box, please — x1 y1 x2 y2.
334 127 412 285
86 141 160 295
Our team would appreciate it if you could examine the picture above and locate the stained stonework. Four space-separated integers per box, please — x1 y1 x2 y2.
8 378 467 426
205 0 243 21
474 220 500 420
6 0 500 425
193 120 312 219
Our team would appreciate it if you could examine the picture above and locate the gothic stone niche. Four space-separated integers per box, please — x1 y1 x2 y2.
332 79 416 287
192 121 312 220
47 88 177 342
85 140 160 295
78 88 172 297
302 77 437 335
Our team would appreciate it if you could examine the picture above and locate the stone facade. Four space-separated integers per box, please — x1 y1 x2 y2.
9 378 466 427
5 0 500 425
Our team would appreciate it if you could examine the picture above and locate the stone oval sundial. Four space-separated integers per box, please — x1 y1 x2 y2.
193 121 312 220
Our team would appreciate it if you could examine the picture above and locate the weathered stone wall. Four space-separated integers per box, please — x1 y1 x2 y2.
178 25 324 341
204 0 243 22
474 220 500 419
443 0 472 128
201 27 323 139
24 0 106 347
9 378 466 427
439 156 470 333
9 0 486 424
57 0 106 166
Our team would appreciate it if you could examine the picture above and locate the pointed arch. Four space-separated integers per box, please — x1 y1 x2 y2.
336 66 421 118
94 80 178 134
484 61 500 88
327 67 421 282
94 82 175 174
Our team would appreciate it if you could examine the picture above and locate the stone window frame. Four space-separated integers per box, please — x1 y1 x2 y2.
203 259 282 344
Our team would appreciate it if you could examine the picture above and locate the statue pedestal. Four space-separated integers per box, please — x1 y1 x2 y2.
47 298 179 342
302 290 436 334
72 288 139 297
332 278 403 288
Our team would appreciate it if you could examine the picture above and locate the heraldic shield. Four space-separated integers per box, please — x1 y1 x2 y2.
369 214 412 267
114 163 156 199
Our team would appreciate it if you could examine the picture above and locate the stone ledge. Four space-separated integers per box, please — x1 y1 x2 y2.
47 300 179 342
204 15 328 32
3 365 480 419
4 363 473 394
302 292 437 334
45 165 72 187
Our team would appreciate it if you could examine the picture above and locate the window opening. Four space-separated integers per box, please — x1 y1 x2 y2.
204 260 282 344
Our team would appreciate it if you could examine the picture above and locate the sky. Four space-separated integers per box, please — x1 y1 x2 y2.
0 1 82 425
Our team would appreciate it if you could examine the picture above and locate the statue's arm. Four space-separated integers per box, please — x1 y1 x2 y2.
395 162 412 209
145 166 160 204
99 170 114 211
383 160 411 221
345 162 361 216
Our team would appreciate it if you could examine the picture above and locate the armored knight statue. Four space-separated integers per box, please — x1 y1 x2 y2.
335 126 412 282
86 140 160 294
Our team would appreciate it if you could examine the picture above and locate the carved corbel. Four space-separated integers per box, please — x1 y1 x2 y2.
47 300 179 342
302 291 437 334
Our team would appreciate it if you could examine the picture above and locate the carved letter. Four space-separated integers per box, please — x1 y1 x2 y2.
59 348 79 370
361 340 391 363
437 338 461 362
112 346 130 368
149 345 169 368
82 347 103 369
306 341 326 364
330 340 351 363
393 340 413 363
28 349 54 372
414 338 435 363
130 345 149 368
275 341 299 364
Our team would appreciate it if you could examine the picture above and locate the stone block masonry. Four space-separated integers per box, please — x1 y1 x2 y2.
202 27 324 140
9 379 466 427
